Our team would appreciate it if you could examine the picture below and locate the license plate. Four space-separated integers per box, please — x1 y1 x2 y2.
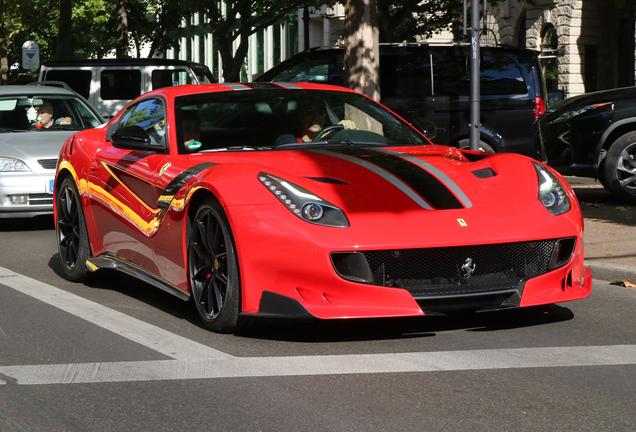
48 179 55 194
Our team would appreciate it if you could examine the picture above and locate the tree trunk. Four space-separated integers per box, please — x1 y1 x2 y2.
343 0 380 101
116 0 129 58
0 0 7 84
56 0 72 60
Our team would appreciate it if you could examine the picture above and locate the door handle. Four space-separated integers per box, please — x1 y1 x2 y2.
90 161 99 172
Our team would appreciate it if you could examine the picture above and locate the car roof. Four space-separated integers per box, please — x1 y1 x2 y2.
0 85 77 97
41 58 209 68
280 44 540 57
142 82 358 98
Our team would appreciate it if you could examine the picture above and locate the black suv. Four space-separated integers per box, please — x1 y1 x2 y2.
536 86 636 204
257 45 547 158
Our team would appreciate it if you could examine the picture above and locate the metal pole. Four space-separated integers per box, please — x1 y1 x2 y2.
469 0 481 151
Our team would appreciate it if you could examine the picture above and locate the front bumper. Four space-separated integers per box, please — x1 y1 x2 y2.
228 201 591 320
0 172 55 216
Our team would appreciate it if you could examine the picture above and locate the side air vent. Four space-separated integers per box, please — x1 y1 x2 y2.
472 167 497 178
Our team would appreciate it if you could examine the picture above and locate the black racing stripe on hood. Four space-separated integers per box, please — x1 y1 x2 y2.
334 148 464 210
162 162 217 196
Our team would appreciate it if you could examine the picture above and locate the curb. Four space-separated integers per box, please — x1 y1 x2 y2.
585 262 636 283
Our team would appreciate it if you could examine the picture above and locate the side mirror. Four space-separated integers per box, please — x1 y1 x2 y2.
411 118 438 141
111 125 152 150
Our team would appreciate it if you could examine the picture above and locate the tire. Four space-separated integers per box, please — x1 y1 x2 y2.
457 139 496 153
56 176 91 282
188 197 241 333
599 131 636 205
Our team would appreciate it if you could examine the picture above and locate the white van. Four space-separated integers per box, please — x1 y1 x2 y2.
39 59 215 118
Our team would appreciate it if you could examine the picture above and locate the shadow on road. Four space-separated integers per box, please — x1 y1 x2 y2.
0 214 54 231
568 178 636 227
48 249 576 343
236 304 574 343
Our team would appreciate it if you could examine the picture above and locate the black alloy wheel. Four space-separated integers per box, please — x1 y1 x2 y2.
188 198 240 333
56 177 91 281
601 131 636 205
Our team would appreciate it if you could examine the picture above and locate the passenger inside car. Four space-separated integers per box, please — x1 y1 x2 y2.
181 110 202 151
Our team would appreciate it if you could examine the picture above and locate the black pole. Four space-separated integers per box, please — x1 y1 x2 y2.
469 0 481 151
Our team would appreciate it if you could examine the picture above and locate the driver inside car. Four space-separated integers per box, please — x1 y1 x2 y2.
33 101 72 128
297 102 357 142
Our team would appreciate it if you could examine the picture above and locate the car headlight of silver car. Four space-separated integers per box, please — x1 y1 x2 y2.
0 157 31 172
259 172 350 227
534 162 571 216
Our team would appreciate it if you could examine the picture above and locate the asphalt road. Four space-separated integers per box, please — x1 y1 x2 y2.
1 216 635 431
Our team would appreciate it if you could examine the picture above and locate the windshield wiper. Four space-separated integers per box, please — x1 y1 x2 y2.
200 146 272 152
276 139 385 148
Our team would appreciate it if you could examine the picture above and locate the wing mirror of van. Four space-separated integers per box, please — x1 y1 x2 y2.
411 118 438 140
111 125 152 150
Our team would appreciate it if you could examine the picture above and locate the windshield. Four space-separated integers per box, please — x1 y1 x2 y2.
0 94 102 131
174 89 427 154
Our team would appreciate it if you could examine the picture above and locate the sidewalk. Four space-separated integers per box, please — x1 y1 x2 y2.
566 176 636 282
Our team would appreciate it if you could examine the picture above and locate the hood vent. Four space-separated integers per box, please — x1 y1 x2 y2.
305 176 349 185
472 168 497 178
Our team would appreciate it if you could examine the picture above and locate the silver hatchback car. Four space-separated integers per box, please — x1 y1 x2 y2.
0 83 103 218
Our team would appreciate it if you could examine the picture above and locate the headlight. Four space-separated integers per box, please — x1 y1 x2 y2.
258 172 350 227
534 162 571 215
552 102 613 123
0 157 31 172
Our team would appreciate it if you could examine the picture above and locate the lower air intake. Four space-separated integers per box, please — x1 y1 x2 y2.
332 239 575 298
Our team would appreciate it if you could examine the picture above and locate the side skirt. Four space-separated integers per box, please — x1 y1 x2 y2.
86 253 190 301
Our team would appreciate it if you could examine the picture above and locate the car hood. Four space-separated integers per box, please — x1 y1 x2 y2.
0 130 76 162
545 86 636 118
204 145 543 213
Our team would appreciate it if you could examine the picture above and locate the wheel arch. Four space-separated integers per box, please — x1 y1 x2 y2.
598 119 636 162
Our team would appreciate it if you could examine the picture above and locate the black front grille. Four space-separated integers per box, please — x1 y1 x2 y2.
28 194 54 205
354 240 559 298
38 159 58 169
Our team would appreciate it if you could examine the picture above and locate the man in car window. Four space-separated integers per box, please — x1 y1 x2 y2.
34 101 72 128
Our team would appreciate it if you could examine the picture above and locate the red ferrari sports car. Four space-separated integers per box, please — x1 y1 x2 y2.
54 82 591 333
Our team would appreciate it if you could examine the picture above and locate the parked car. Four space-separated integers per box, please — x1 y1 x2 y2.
54 82 590 333
536 86 636 204
39 58 216 119
256 45 547 158
0 83 103 218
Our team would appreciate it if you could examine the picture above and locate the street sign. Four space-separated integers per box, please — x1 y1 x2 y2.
22 41 40 70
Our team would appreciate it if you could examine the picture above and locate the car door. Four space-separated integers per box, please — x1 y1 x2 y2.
87 97 169 273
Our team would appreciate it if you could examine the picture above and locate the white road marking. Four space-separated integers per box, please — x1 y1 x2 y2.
0 266 232 361
2 266 636 386
1 345 636 385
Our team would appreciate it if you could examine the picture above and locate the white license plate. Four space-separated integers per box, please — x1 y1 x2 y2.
48 179 55 194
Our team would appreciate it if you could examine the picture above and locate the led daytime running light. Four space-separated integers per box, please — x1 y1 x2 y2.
258 172 349 227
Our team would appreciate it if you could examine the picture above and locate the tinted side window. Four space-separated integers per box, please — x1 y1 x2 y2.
432 53 528 97
152 69 192 89
44 70 92 99
432 54 469 97
381 53 432 98
119 98 166 147
481 55 527 95
101 70 141 100
271 58 330 83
